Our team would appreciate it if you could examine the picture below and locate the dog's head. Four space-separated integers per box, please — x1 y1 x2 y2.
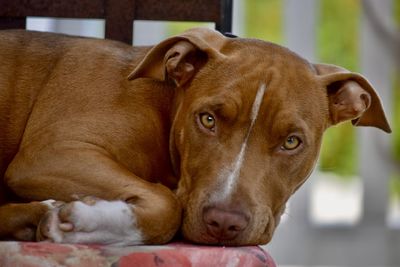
129 28 391 245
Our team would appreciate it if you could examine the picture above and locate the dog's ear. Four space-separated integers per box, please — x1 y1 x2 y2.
315 63 391 133
128 28 227 87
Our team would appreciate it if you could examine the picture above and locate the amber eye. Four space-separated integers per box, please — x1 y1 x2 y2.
282 136 301 150
199 113 215 130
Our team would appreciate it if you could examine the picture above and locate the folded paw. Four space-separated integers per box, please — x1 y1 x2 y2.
36 198 143 245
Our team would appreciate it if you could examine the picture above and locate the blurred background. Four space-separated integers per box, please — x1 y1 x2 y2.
25 0 399 266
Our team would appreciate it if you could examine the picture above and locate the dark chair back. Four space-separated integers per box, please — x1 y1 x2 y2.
0 0 233 44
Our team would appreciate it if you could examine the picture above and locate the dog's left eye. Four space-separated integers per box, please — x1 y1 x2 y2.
282 135 301 150
199 113 216 131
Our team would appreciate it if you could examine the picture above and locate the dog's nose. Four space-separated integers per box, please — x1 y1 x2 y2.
203 207 249 241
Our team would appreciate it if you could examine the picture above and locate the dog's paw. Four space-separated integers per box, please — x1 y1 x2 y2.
36 198 143 245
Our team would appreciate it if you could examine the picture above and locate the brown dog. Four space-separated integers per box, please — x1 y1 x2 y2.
0 28 391 246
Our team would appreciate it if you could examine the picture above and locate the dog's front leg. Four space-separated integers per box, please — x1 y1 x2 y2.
36 186 180 245
5 143 181 245
37 195 178 245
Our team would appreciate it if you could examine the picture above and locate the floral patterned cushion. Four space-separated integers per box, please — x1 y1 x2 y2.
0 241 276 267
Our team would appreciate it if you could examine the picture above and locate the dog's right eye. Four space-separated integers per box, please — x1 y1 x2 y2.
281 135 301 150
199 113 216 131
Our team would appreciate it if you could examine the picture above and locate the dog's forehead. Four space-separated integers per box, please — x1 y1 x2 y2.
209 38 318 94
209 39 326 131
212 41 315 92
223 38 313 68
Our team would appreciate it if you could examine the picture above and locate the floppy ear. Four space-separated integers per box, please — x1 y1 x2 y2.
128 28 227 87
315 63 391 133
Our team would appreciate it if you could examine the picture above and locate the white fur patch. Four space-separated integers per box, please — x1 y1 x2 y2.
40 199 57 209
45 200 142 246
219 83 266 200
250 83 267 126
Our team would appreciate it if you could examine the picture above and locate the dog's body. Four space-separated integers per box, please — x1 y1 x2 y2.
0 28 391 246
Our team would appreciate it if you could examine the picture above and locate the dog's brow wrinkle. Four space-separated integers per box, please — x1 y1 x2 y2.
220 83 266 200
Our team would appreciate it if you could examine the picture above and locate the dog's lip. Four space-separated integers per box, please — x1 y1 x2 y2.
194 236 252 246
193 235 235 246
188 228 245 245
199 235 220 244
183 228 222 245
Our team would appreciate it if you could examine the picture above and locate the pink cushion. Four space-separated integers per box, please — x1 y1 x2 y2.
0 241 276 267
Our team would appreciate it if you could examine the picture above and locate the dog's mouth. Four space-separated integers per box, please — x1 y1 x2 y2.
182 224 275 246
180 204 277 246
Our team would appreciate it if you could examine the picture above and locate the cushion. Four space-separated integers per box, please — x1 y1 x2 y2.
0 241 276 266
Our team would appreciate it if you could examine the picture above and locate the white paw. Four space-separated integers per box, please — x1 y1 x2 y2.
37 199 143 245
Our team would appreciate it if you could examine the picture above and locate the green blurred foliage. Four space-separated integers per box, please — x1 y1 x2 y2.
167 22 213 36
244 0 283 43
395 0 400 27
392 0 400 197
394 75 400 162
390 174 400 199
317 0 360 71
317 0 360 177
319 124 358 176
392 54 400 199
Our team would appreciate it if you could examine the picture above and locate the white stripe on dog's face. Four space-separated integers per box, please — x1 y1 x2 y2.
218 83 266 201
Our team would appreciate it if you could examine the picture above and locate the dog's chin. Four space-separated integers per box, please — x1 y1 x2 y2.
181 221 275 246
182 231 274 246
